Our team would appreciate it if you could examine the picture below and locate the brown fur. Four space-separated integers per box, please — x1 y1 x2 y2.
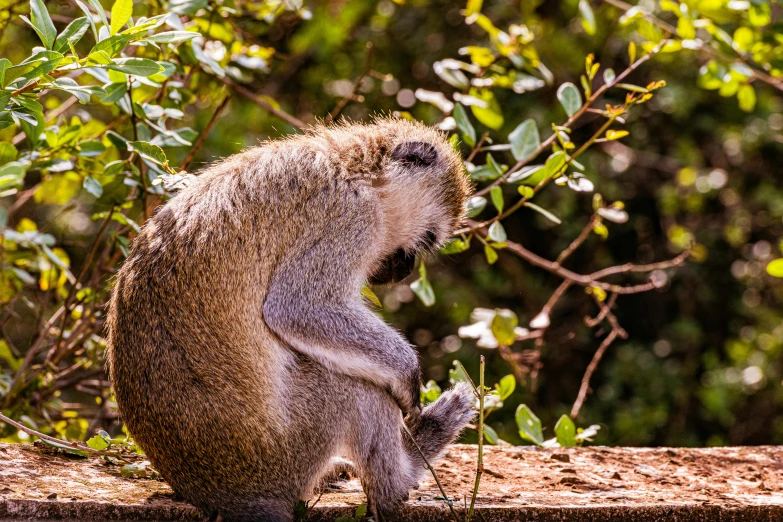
106 118 474 521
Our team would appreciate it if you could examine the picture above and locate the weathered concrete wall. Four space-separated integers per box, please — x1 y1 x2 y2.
1 442 781 521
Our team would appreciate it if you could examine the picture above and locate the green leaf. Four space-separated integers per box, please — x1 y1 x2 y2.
555 414 577 447
616 83 648 93
524 202 562 225
83 176 103 198
0 161 27 192
578 0 596 35
448 360 471 384
516 404 544 446
77 139 106 157
509 119 540 162
453 103 476 147
91 34 134 58
484 244 498 264
127 141 168 166
54 17 90 53
766 259 783 278
360 285 382 307
491 309 517 346
410 263 435 307
110 0 134 35
676 16 695 39
105 58 164 76
87 0 110 31
469 88 504 130
0 113 13 132
25 0 57 49
98 82 128 103
86 433 110 450
737 84 756 112
518 185 534 199
440 238 469 255
490 185 504 213
0 142 18 166
421 380 442 403
466 196 486 218
0 59 10 87
605 130 629 141
146 31 200 43
495 374 516 400
483 424 500 445
487 221 506 242
556 82 582 117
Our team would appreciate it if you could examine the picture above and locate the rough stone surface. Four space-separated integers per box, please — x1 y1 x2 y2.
1 442 782 520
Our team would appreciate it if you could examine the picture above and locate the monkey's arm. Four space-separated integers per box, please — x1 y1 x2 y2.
263 192 421 415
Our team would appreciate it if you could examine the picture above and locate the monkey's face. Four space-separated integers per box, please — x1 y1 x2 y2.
368 118 473 285
368 230 438 285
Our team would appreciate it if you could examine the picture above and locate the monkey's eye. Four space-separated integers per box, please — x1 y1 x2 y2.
391 141 438 168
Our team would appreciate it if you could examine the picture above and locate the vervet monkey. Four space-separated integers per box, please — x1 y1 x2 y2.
107 118 475 521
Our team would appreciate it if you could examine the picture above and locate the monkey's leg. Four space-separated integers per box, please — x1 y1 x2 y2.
345 386 418 519
346 382 475 519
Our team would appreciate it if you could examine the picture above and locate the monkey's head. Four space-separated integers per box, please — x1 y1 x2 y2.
365 118 472 285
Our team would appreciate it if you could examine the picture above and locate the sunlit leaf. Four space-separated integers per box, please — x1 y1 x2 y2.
495 374 516 400
410 263 435 306
453 103 476 147
23 0 57 49
509 119 540 161
490 185 504 213
491 309 517 346
556 82 582 117
466 196 486 218
110 0 134 35
54 17 90 53
554 414 577 447
516 404 543 445
578 0 596 35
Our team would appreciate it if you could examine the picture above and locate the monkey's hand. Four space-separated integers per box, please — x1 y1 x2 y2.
263 181 425 418
391 362 422 419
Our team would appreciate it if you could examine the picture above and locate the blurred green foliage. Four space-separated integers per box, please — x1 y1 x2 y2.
1 0 782 450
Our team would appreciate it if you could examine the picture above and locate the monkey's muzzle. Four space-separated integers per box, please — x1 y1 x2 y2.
369 248 416 285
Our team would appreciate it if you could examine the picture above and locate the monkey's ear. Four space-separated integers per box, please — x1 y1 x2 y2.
391 141 438 168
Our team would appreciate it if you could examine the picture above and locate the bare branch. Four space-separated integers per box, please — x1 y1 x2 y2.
325 42 374 124
180 94 232 171
570 327 620 419
219 76 306 130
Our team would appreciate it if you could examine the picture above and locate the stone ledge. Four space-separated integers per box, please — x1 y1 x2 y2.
1 443 782 521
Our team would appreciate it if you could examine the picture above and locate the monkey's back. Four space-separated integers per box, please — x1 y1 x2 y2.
105 144 360 512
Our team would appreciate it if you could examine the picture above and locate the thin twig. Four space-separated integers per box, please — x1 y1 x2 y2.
180 95 232 171
467 356 485 520
570 327 620 418
401 423 460 521
556 215 598 264
465 133 490 164
218 76 306 129
0 412 105 455
325 42 374 124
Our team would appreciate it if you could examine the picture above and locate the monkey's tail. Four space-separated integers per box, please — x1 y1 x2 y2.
403 381 476 465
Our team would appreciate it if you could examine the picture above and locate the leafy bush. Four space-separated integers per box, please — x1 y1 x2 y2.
1 0 782 451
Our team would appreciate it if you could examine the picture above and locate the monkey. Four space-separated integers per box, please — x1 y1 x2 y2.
106 117 475 522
